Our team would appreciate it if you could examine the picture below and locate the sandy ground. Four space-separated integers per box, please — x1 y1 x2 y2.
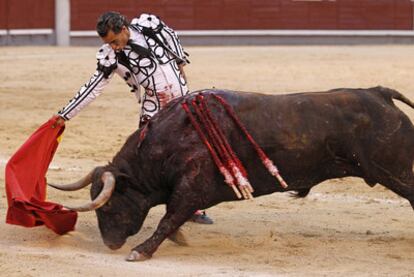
1 45 414 276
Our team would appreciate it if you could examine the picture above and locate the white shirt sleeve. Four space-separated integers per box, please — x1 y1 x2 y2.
57 70 113 120
57 44 117 120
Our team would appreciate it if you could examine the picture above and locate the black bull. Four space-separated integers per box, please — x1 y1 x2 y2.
52 86 414 261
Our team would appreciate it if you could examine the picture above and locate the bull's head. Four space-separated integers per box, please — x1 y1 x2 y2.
49 166 150 250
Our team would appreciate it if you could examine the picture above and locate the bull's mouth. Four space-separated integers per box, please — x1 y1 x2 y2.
103 238 126 250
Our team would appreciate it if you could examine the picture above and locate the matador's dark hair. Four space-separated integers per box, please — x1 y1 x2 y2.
96 11 129 37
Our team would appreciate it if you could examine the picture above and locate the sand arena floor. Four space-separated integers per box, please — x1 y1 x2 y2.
1 45 414 276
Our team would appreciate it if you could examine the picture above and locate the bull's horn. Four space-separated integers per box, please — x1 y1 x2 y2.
64 171 116 212
48 170 94 191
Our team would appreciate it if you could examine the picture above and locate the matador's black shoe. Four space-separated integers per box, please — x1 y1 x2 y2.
190 211 214 224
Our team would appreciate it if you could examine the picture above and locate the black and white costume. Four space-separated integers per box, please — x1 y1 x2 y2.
58 14 189 125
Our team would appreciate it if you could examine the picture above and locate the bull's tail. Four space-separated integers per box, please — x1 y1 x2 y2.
372 86 414 109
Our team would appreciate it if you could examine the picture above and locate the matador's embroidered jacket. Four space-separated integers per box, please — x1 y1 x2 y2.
58 13 189 124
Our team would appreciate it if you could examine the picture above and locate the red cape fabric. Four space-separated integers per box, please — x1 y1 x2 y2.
5 116 77 235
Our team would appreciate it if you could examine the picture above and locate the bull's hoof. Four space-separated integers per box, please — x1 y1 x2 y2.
125 250 150 262
168 229 188 246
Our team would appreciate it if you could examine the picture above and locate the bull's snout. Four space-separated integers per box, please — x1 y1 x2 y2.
104 239 126 250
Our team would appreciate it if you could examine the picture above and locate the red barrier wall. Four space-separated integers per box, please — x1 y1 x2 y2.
0 0 7 29
70 0 414 30
0 0 54 29
1 0 413 30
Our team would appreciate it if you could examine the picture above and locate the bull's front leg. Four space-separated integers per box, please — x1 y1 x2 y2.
126 208 196 261
126 185 201 261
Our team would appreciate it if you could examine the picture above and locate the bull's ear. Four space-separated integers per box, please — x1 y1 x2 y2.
90 166 107 199
92 166 105 180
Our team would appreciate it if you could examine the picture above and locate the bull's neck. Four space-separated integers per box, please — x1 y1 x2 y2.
113 126 170 205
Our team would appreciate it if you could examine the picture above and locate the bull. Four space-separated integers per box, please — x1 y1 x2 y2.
50 86 414 261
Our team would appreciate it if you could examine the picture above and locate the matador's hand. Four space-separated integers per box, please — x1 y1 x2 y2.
51 115 65 129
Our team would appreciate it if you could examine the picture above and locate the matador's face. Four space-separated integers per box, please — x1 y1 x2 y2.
102 26 130 52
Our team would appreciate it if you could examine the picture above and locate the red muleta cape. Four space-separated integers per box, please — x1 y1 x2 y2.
5 116 77 235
